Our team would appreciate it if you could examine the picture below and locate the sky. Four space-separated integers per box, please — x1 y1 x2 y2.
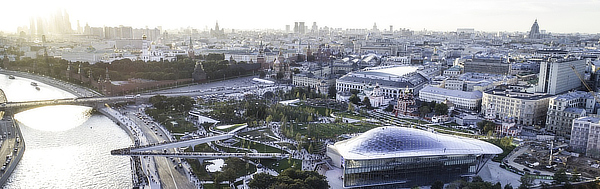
2 0 600 34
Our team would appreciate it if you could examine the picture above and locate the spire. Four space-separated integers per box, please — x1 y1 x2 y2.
105 67 110 82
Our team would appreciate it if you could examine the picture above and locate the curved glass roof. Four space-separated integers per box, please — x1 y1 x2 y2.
330 126 503 160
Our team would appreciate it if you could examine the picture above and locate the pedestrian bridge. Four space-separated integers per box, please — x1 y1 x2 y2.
129 134 234 152
112 151 287 160
0 92 149 114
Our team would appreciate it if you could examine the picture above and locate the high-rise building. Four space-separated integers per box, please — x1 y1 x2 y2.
536 57 585 95
293 22 299 33
311 22 318 34
528 19 541 39
298 22 305 34
285 25 290 33
29 18 36 37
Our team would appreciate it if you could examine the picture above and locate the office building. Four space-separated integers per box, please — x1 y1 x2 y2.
536 57 585 95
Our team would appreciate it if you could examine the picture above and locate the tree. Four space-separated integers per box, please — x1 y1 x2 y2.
477 120 497 135
348 103 355 112
362 97 372 109
419 106 431 118
570 168 581 182
259 71 266 78
493 182 502 189
434 102 449 115
328 85 337 99
519 174 535 189
349 94 360 105
276 72 284 80
504 183 514 189
248 173 275 189
384 104 394 112
431 180 444 189
553 168 569 185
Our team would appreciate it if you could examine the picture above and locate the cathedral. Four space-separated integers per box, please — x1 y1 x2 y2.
393 88 416 116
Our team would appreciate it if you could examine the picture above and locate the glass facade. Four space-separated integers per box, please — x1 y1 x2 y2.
343 154 481 188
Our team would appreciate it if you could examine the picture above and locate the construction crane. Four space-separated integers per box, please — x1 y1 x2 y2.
570 65 600 102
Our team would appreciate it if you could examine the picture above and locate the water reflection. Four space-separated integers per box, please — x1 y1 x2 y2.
0 74 132 188
14 105 92 132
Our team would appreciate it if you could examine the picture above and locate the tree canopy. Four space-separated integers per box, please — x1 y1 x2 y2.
248 168 329 189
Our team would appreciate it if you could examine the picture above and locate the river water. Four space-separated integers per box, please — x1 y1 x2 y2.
0 74 133 188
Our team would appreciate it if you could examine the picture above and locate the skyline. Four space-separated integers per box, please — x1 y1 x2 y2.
2 0 600 34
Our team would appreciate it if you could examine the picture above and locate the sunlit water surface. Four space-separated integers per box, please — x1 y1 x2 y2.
0 75 132 188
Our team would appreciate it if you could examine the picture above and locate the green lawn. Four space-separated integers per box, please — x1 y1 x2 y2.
290 122 380 140
184 143 218 153
261 158 303 172
232 138 284 153
335 112 367 120
238 129 278 142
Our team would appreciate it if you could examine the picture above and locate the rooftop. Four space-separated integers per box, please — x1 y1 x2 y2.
553 91 595 101
329 126 502 160
420 86 482 99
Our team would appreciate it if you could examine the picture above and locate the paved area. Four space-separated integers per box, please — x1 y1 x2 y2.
122 106 196 189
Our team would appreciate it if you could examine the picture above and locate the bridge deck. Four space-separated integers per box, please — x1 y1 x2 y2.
112 151 287 159
129 134 233 152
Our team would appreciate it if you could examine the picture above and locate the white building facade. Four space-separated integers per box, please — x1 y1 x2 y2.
419 86 482 110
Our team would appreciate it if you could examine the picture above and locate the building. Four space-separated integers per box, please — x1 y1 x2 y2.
363 84 386 107
496 122 522 137
546 91 597 139
336 66 428 101
443 65 463 77
393 89 416 116
326 126 502 188
570 117 600 158
419 86 482 110
528 19 541 39
482 89 553 126
536 57 585 95
464 56 510 75
444 72 517 92
292 73 335 95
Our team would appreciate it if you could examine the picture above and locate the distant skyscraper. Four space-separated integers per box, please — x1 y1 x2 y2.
298 22 305 34
294 22 299 33
311 22 318 34
372 22 378 31
36 17 45 36
285 25 290 33
29 18 36 37
528 19 541 39
389 25 393 32
210 21 224 37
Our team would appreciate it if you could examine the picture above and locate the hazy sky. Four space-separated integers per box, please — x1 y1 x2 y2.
2 0 600 34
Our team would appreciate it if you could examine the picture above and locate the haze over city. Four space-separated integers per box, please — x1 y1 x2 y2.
3 0 600 33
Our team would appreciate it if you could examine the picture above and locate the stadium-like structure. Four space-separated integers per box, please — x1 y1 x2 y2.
326 126 503 188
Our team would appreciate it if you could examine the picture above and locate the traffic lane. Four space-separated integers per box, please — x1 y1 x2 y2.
126 110 194 189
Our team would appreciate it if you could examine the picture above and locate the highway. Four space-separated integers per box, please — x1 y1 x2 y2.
123 106 195 189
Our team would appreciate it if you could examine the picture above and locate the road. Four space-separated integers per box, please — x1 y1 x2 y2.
123 106 194 189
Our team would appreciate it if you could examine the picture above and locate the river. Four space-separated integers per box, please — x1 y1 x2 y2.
0 74 133 188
